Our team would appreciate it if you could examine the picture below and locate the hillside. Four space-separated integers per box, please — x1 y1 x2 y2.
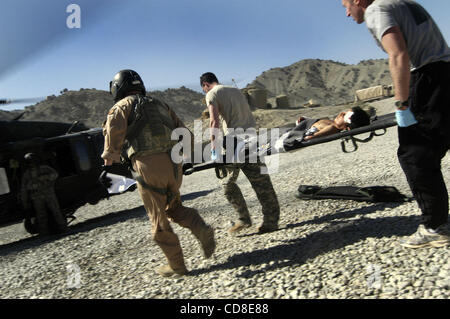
248 59 391 106
1 87 205 129
0 110 23 121
0 59 391 130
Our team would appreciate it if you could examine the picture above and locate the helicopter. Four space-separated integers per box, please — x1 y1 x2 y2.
0 99 132 235
0 2 142 235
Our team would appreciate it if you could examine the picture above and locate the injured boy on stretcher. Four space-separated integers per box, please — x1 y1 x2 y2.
219 106 372 161
295 106 371 141
268 106 371 154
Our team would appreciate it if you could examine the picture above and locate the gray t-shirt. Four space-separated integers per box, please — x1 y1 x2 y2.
365 0 450 70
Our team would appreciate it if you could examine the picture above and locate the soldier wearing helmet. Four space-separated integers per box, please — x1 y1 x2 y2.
101 70 216 277
20 153 67 235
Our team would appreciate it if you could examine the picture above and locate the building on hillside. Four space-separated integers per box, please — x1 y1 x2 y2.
355 84 394 102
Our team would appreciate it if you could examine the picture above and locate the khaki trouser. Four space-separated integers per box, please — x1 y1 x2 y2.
132 152 207 270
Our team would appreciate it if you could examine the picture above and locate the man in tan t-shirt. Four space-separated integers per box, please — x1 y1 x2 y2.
200 72 280 234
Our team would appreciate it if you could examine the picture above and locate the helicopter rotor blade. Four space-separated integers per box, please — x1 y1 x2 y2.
0 97 44 105
0 1 120 79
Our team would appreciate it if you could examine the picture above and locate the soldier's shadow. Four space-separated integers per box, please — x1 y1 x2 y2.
0 189 216 256
181 189 217 201
189 203 420 278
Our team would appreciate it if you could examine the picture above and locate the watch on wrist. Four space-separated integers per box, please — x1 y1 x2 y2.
395 100 409 110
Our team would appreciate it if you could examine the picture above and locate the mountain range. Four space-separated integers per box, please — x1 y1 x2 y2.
249 58 391 106
1 58 391 129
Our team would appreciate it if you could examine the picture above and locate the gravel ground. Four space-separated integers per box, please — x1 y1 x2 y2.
0 99 449 299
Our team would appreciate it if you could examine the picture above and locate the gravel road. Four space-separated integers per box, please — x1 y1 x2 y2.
1 98 449 299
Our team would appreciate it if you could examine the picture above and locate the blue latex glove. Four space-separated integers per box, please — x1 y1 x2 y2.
211 149 217 161
396 108 418 127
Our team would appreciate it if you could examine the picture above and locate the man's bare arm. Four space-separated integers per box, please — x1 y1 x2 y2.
304 124 340 140
381 26 411 104
208 103 220 150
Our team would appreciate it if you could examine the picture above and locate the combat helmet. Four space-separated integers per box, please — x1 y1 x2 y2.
24 153 40 165
109 69 146 102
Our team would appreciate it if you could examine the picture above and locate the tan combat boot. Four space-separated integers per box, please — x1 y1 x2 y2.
156 264 188 278
227 220 251 234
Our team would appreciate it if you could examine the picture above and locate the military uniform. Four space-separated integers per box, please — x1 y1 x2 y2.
20 164 67 235
102 94 214 274
205 84 280 232
221 162 280 229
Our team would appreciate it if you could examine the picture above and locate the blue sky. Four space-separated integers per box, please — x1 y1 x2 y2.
1 0 450 111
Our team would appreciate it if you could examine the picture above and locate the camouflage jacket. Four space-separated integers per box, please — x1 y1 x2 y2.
20 165 58 204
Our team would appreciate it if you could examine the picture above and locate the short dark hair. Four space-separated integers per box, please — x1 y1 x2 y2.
349 106 370 129
200 72 219 86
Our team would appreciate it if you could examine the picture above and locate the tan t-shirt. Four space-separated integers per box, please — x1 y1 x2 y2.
205 85 256 135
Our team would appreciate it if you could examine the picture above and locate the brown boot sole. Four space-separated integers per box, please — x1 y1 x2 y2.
228 223 252 234
156 265 188 277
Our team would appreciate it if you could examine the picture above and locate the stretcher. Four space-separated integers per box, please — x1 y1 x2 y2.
183 112 397 175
